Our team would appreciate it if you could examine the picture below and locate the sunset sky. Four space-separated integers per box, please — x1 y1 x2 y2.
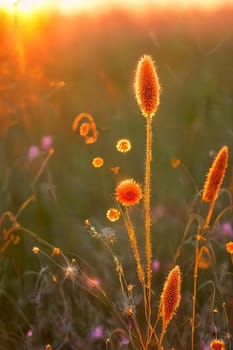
0 0 231 15
56 0 231 13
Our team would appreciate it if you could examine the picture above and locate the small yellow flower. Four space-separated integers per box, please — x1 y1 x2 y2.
106 208 121 222
116 139 132 153
32 246 40 254
92 157 104 168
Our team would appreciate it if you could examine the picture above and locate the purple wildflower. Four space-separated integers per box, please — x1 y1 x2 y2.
221 222 233 239
120 335 129 347
152 258 160 272
28 145 40 160
89 325 104 340
41 136 53 150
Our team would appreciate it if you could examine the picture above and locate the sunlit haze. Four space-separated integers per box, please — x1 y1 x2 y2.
0 0 231 15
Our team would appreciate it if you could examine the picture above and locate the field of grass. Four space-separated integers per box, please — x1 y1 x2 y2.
0 4 233 349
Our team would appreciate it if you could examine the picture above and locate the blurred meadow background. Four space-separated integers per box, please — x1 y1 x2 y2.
0 0 233 349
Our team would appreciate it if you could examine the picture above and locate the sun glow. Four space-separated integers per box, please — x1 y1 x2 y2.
57 0 95 14
0 0 51 16
0 0 230 17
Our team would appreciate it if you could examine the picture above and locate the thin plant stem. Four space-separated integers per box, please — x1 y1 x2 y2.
145 114 153 331
191 225 201 350
192 199 217 349
124 208 145 286
204 200 215 229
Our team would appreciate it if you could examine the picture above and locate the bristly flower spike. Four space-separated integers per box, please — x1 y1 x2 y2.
202 145 228 203
134 54 160 118
159 265 181 345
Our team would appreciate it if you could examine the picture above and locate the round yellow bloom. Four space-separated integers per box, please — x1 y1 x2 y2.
92 157 104 168
106 208 121 222
116 139 132 153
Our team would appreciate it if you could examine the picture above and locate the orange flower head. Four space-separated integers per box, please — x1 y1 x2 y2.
106 208 121 222
115 179 142 206
116 139 132 153
226 242 233 254
160 265 181 332
202 146 228 203
210 339 225 350
134 54 160 118
92 157 104 168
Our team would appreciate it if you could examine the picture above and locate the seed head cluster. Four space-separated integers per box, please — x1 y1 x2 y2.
160 265 181 332
202 145 228 203
134 54 160 118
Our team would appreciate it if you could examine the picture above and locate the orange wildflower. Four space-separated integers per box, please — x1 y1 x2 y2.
115 179 142 206
160 265 181 333
92 157 104 168
202 146 228 203
116 139 132 153
210 339 225 350
106 208 121 222
134 54 160 118
226 241 233 254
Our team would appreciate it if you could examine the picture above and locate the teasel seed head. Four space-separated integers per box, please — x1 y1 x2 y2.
134 54 160 118
160 265 181 333
202 145 228 203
